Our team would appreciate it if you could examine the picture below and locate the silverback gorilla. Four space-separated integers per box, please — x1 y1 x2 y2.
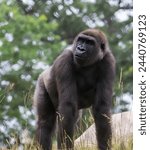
34 29 115 150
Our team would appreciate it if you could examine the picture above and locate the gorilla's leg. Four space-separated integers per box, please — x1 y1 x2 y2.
92 105 112 150
36 111 56 150
57 102 78 150
35 77 56 150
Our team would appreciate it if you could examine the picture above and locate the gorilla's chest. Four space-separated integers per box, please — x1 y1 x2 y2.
75 67 98 108
76 73 97 92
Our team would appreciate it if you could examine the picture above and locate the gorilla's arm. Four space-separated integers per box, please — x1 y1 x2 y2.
54 51 78 149
92 53 115 150
34 74 56 150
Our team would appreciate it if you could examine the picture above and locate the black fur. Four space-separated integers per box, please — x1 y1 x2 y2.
34 29 115 150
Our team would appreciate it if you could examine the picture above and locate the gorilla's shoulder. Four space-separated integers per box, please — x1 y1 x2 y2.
53 49 73 69
38 66 52 88
56 49 73 62
38 49 73 83
39 66 51 78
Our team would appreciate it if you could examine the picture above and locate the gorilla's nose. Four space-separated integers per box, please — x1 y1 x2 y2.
77 45 86 52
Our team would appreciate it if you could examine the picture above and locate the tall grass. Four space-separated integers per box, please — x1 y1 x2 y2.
1 137 132 150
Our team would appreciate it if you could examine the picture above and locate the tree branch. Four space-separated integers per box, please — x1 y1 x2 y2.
119 5 133 10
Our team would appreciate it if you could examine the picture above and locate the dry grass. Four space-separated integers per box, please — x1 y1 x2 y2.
1 112 133 150
1 136 132 150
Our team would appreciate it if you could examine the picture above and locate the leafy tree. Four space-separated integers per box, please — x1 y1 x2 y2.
0 0 65 143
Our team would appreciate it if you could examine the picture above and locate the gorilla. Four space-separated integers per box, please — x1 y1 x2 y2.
34 29 115 150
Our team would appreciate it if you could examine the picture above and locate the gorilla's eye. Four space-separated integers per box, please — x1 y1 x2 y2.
77 37 94 46
77 37 84 43
86 39 94 45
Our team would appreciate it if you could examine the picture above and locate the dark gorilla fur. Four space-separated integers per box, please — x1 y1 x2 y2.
34 29 115 150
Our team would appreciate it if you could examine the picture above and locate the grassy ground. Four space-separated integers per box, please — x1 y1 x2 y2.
1 136 132 150
75 136 133 150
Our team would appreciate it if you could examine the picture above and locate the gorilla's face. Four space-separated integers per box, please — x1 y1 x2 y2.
73 34 100 66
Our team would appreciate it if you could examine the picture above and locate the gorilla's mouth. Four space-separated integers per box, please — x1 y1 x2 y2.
75 52 88 60
75 55 89 62
75 54 85 59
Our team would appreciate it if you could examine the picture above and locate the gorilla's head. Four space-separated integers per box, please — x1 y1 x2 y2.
73 29 109 67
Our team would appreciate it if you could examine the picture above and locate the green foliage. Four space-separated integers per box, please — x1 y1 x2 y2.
0 0 132 145
0 0 64 143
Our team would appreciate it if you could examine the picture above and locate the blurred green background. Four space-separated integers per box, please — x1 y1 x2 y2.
0 0 132 146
